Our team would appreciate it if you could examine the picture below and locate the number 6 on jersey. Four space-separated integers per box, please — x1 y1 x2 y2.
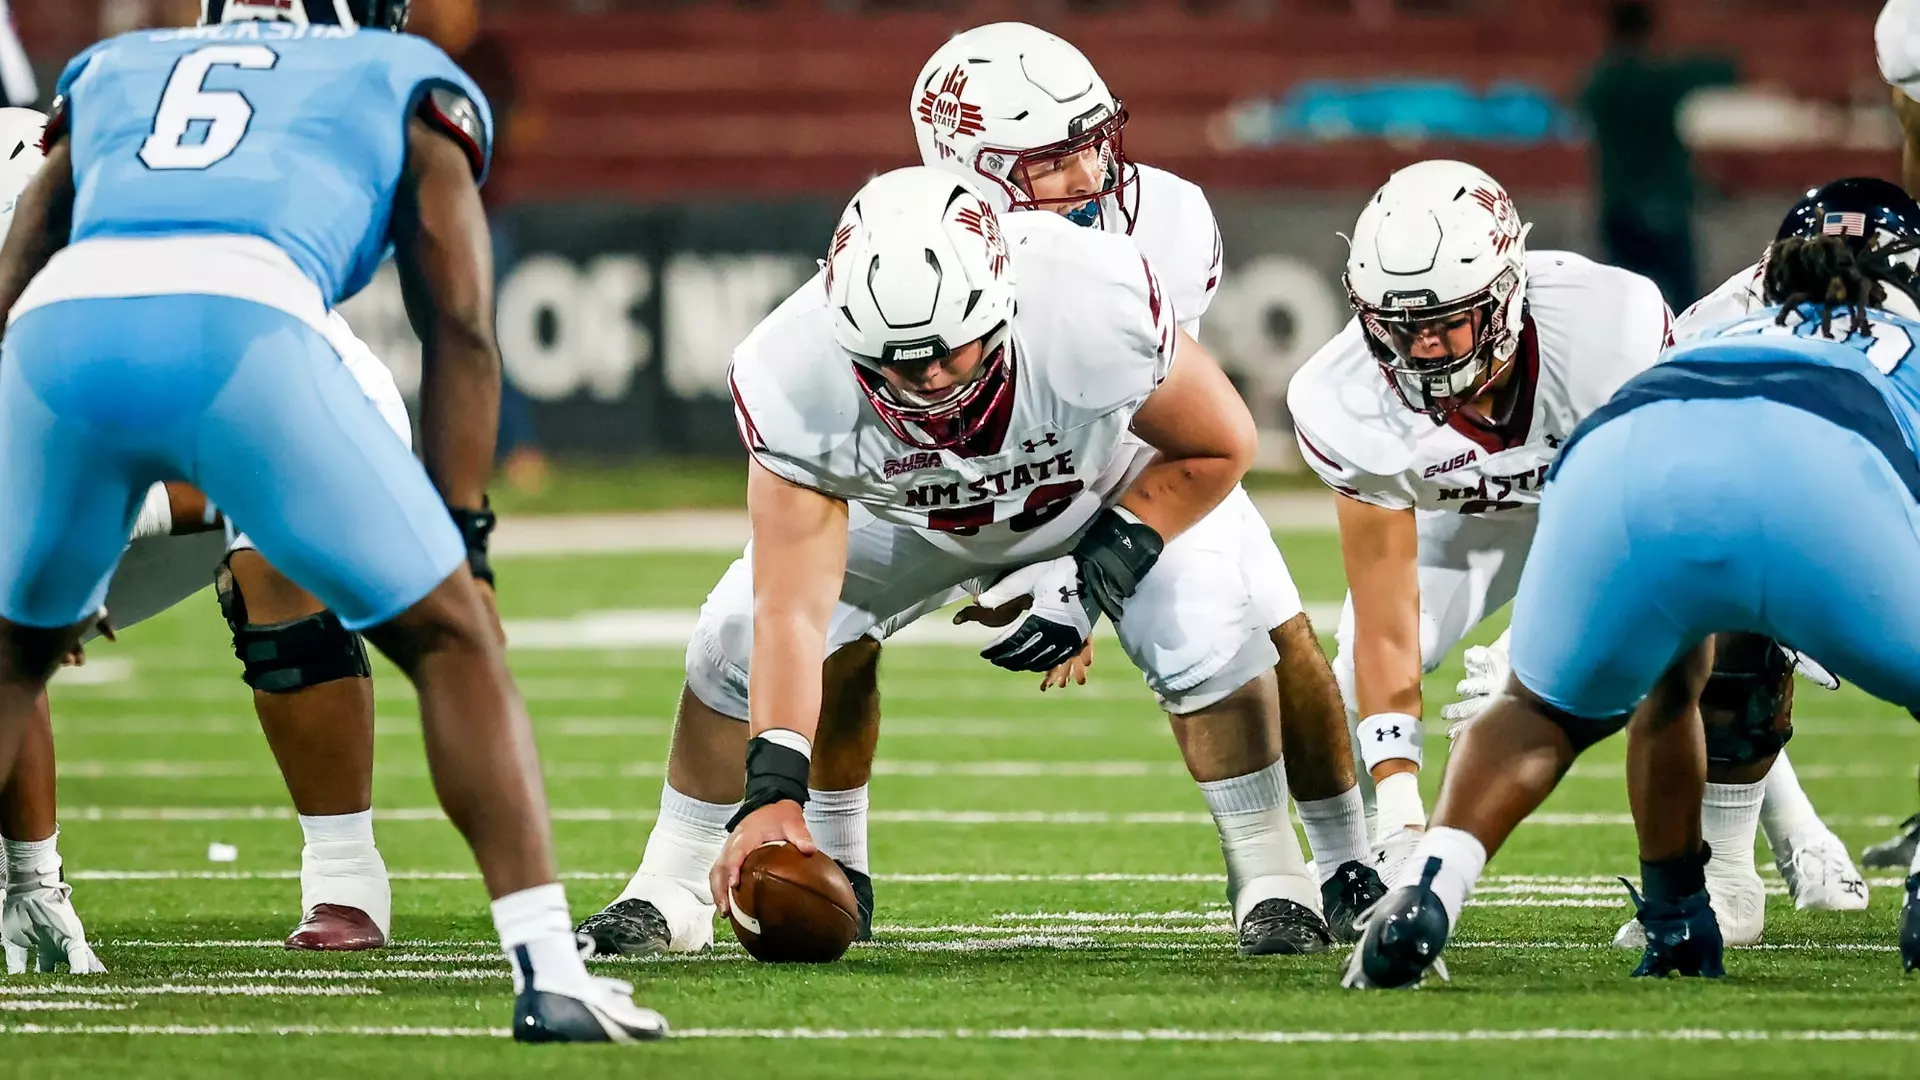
140 45 277 171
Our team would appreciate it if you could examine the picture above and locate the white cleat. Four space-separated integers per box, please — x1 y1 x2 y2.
1613 862 1766 949
1371 827 1424 890
1776 830 1869 911
4 874 107 975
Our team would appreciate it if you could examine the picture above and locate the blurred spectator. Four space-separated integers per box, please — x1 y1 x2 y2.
99 0 198 35
1579 1 1738 308
413 0 551 494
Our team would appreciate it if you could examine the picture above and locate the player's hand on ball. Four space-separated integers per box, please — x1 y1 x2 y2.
1040 639 1094 692
712 800 815 917
956 556 1097 673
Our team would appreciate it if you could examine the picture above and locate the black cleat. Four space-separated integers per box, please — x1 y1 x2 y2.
575 899 672 958
1342 856 1451 989
837 861 875 942
1863 812 1920 870
1623 880 1725 979
1321 860 1390 944
1902 874 1920 974
1237 898 1334 956
509 946 669 1044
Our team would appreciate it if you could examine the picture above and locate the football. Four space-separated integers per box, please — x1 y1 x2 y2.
727 841 861 963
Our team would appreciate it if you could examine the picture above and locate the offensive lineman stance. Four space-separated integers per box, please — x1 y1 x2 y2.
581 26 1381 960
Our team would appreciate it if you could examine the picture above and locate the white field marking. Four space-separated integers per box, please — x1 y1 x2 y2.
55 759 1197 781
0 1001 134 1012
186 968 502 981
10 1024 1914 1044
49 658 134 686
0 984 378 997
377 953 504 964
71 806 1912 828
499 603 1345 652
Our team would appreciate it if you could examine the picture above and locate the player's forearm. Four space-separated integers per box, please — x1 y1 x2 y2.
1118 450 1249 543
747 612 830 744
1354 635 1424 720
418 331 501 510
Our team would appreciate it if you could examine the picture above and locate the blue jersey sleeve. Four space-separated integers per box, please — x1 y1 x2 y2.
46 37 117 144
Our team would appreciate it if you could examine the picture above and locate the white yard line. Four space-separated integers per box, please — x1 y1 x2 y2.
1 1023 1914 1043
0 984 378 997
55 806 1914 828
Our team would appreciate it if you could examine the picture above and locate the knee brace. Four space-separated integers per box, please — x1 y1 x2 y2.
1701 637 1793 766
216 558 372 693
1540 700 1632 754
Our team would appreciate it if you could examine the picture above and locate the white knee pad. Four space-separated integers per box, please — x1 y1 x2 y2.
1152 629 1280 715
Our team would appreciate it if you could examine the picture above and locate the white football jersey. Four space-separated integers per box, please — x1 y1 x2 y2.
730 212 1178 564
1881 0 1920 101
1287 251 1671 513
1674 262 1765 341
1112 163 1224 338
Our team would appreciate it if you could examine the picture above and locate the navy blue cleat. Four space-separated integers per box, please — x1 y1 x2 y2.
510 946 669 1044
1621 880 1725 979
1902 874 1920 974
1341 856 1451 989
837 860 876 942
1321 860 1390 944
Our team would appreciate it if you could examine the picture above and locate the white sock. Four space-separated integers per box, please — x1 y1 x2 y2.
1702 781 1764 877
623 783 735 907
1295 786 1369 885
492 882 591 995
1373 771 1427 837
3 830 58 885
1406 825 1488 930
1197 759 1316 924
805 785 869 876
298 810 391 935
1758 751 1823 853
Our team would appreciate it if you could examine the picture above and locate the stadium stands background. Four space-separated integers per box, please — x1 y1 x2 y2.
12 0 1899 463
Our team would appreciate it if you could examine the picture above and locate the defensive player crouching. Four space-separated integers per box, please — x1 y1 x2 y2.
0 107 406 970
596 166 1338 960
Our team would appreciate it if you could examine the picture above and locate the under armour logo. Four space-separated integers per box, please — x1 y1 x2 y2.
1057 585 1080 603
1376 726 1402 740
1545 433 1563 448
1021 432 1061 454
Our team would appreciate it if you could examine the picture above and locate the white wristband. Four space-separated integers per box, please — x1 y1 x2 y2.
758 727 813 761
1357 712 1423 772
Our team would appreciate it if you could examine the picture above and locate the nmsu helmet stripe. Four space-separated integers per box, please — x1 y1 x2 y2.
201 0 411 31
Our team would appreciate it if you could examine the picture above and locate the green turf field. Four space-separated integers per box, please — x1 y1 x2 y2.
10 543 1920 1077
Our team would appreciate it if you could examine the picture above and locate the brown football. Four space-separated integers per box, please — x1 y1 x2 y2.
727 842 860 963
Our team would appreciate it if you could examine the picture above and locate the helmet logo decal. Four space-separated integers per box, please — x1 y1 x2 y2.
917 67 987 146
954 203 1009 279
1823 210 1868 237
1469 186 1523 255
824 221 855 296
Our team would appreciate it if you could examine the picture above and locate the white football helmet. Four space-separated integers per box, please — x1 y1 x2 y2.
1344 159 1532 419
826 166 1017 450
0 108 47 240
910 22 1134 231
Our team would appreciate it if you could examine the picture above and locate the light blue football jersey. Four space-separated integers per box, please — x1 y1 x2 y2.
55 22 492 305
1665 302 1920 456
